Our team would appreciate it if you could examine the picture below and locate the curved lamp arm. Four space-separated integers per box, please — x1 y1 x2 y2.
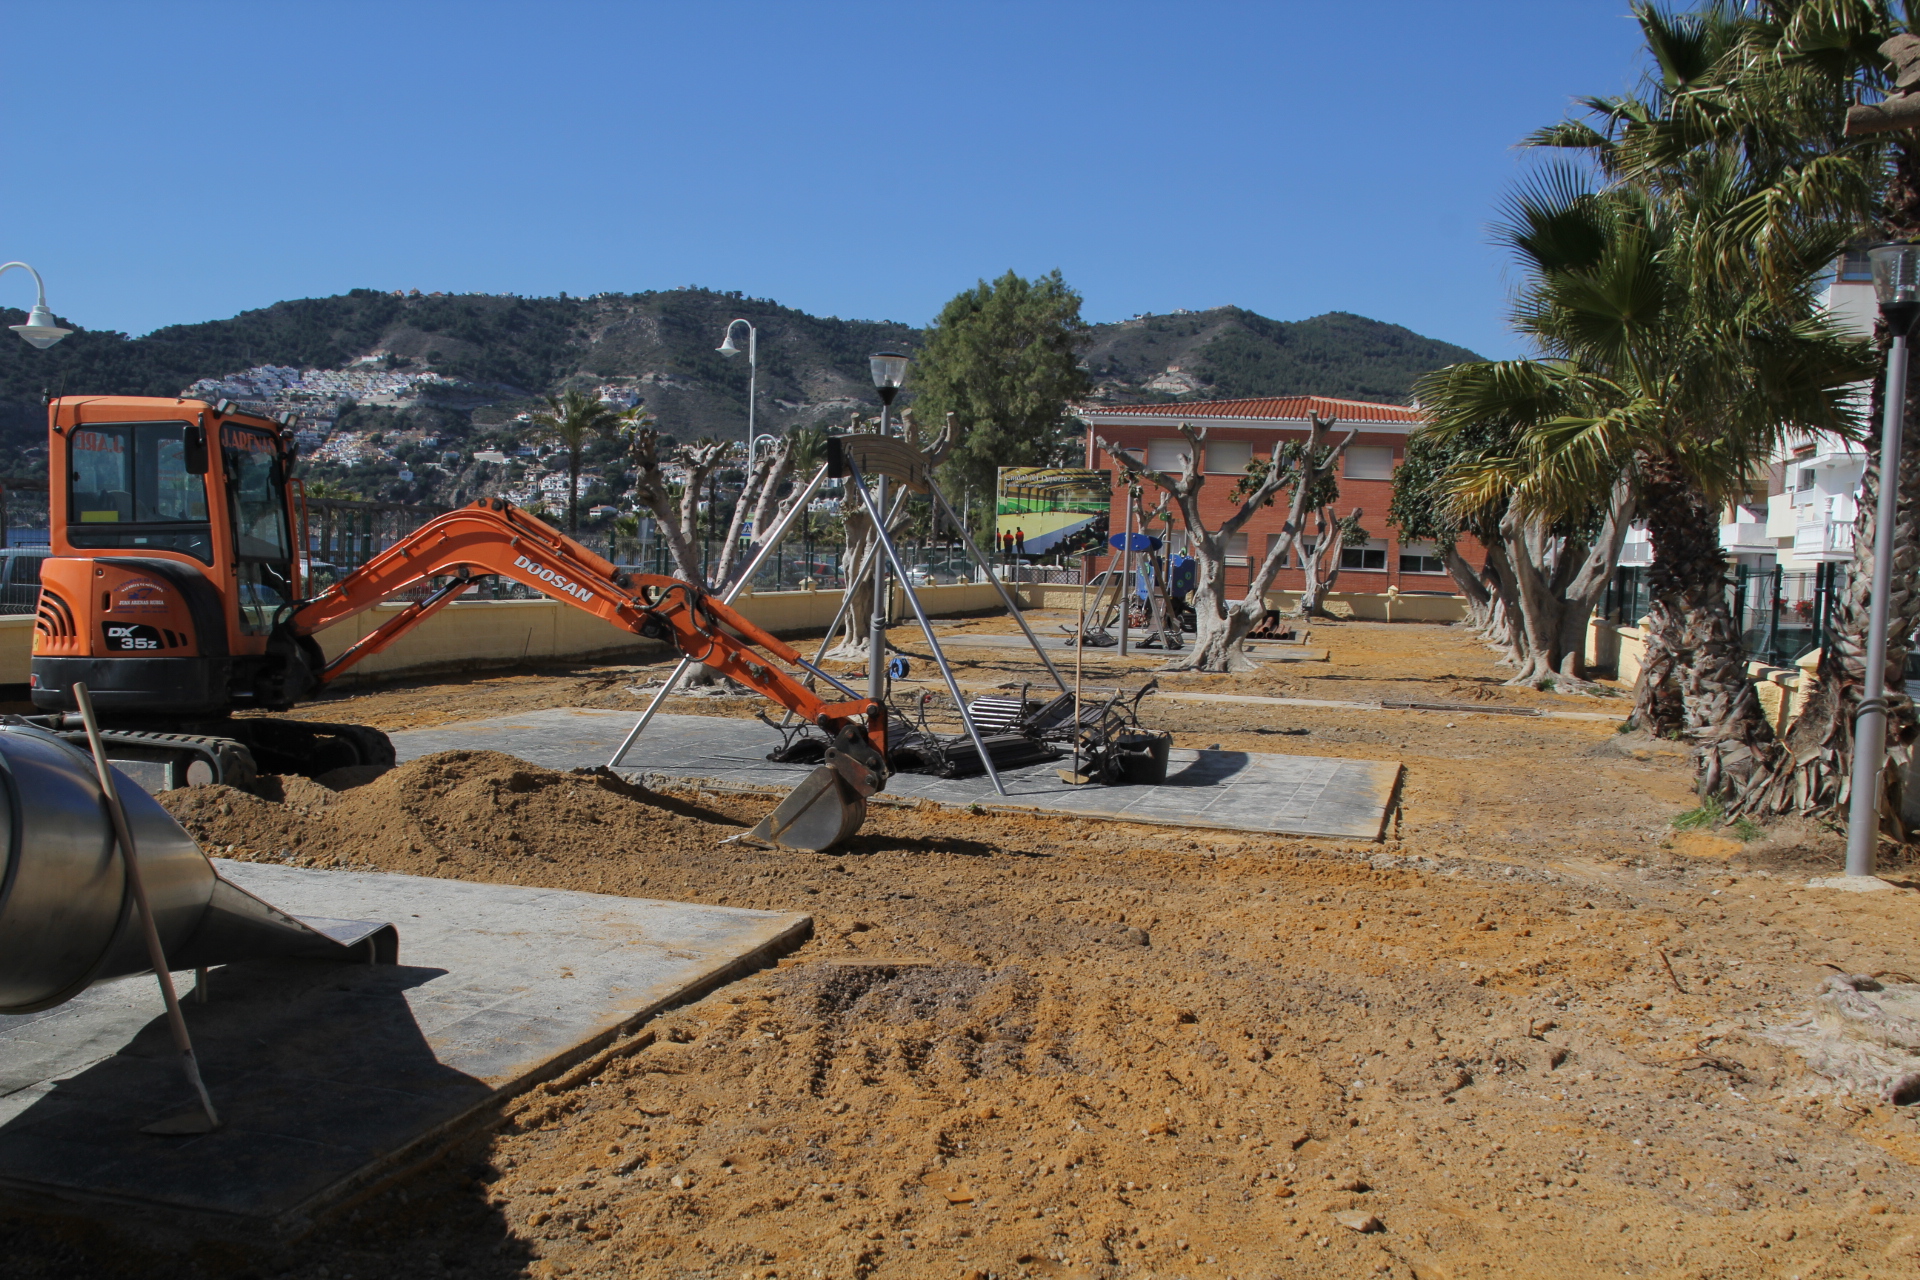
1 261 72 349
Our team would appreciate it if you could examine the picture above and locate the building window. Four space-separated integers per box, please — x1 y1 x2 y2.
1344 446 1394 481
1340 540 1388 571
1206 440 1251 475
1839 249 1874 282
1399 543 1446 574
1147 439 1192 472
1226 531 1248 565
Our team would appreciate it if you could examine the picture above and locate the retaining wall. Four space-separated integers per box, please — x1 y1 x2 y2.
1014 584 1466 623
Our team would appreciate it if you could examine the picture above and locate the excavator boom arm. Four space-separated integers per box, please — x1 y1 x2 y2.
291 499 878 741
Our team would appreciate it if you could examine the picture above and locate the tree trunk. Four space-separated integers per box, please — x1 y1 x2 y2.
1498 474 1632 686
568 447 581 533
1441 544 1494 632
1292 508 1351 619
1164 530 1259 672
1631 459 1778 796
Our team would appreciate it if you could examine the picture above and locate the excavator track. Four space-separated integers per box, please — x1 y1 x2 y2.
52 728 258 792
31 717 394 794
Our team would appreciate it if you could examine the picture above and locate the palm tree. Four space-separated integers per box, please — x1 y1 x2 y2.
529 389 623 533
1531 1 1920 820
1419 171 1872 800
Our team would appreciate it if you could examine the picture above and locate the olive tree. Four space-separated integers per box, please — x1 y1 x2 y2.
1097 413 1355 673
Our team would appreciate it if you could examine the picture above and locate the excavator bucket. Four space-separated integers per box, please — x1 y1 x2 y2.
747 764 868 852
747 726 884 852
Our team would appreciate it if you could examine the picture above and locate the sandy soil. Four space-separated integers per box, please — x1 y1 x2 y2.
9 618 1920 1280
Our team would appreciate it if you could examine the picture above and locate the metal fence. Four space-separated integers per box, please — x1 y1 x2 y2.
1605 564 1843 668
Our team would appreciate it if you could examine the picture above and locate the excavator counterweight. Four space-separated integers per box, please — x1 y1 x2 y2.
27 396 884 851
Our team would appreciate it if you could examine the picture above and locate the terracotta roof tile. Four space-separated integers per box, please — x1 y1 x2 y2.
1076 395 1422 424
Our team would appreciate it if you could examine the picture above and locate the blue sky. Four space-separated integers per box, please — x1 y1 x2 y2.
0 1 1650 358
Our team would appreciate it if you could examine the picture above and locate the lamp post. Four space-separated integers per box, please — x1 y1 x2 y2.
1845 243 1920 878
1 262 72 349
867 351 910 701
718 319 759 469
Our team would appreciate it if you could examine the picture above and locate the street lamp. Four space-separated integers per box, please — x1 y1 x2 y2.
1 262 71 349
865 351 910 701
1844 242 1920 879
869 352 909 407
718 318 758 469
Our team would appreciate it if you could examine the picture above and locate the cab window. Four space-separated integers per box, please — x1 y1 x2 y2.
221 426 293 635
66 423 213 563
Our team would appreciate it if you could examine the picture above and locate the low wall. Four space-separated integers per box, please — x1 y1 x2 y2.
1586 619 1650 686
1585 617 1807 734
1014 584 1466 623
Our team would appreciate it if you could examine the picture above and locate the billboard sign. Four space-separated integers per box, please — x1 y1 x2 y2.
995 467 1112 556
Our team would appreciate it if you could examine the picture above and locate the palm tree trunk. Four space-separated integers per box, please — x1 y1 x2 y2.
568 447 581 533
1634 458 1779 797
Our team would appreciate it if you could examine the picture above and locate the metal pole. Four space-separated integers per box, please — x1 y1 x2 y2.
1766 564 1782 667
1845 329 1909 878
606 464 830 768
1118 489 1133 658
746 324 757 472
926 483 1072 695
72 683 220 1132
870 406 891 705
846 462 1009 797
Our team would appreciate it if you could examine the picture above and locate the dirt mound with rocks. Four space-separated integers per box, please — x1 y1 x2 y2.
159 750 744 878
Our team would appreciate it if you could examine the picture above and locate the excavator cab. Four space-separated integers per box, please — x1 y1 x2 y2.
33 397 319 719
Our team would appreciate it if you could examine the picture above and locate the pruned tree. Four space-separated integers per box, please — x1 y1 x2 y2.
1293 508 1363 619
623 412 731 589
1098 413 1355 673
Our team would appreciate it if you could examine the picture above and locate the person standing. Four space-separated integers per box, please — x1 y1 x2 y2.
1016 527 1027 557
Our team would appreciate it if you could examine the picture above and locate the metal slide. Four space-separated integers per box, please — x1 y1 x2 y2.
0 722 395 1017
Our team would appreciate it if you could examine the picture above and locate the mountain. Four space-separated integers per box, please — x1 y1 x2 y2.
1081 307 1482 404
0 288 1481 507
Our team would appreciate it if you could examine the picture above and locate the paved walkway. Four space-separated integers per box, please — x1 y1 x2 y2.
392 708 1402 842
0 861 806 1232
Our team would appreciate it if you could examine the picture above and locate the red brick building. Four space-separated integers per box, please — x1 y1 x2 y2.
1078 394 1471 596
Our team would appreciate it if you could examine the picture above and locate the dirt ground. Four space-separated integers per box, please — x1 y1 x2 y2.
10 617 1920 1280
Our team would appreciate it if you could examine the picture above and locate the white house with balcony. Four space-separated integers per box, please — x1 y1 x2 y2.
1698 249 1875 579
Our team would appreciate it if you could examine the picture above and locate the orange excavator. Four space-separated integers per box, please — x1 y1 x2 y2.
22 395 886 850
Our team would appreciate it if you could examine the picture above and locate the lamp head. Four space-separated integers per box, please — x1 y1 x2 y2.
869 351 909 405
1869 242 1920 333
717 333 740 357
10 303 71 351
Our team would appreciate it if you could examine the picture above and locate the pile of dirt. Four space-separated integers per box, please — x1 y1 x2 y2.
158 750 745 879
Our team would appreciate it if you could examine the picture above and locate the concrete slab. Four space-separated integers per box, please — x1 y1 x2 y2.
392 708 1401 841
928 630 1328 661
0 861 809 1234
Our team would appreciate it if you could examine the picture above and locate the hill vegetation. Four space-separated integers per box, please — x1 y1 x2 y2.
0 288 1480 499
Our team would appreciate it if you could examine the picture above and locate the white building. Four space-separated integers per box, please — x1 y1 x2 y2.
1715 248 1874 574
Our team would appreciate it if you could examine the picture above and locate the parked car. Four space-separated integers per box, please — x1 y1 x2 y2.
0 548 48 614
